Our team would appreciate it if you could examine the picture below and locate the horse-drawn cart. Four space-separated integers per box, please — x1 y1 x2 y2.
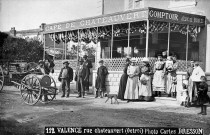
0 61 57 105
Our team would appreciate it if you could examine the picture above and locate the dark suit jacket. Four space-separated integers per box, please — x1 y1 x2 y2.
75 64 89 81
83 59 92 68
58 66 73 81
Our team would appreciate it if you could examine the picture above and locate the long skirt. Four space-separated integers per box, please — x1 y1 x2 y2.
152 70 165 91
139 74 154 101
180 89 188 102
117 74 128 100
166 73 177 94
187 77 194 102
124 76 139 100
191 82 199 104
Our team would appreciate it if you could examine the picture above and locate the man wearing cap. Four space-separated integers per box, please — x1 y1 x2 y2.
83 55 93 92
95 60 108 98
58 61 73 98
75 58 89 98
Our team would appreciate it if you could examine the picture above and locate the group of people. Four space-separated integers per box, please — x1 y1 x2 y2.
58 55 92 98
117 55 209 115
39 54 209 115
181 60 210 115
118 54 179 102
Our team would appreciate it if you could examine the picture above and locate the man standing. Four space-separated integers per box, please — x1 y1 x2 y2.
58 61 73 98
75 58 89 98
83 55 93 92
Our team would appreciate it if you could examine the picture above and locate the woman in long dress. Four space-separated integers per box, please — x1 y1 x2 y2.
186 60 194 106
118 58 131 100
152 54 165 97
139 57 154 101
124 58 140 102
165 55 178 97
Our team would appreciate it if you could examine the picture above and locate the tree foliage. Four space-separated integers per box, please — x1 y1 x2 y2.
2 36 44 63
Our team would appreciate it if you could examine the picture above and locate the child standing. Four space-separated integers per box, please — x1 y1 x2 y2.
180 80 189 107
165 56 173 71
95 60 108 98
197 76 210 115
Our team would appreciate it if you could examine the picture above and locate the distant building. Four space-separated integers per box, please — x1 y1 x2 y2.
7 27 42 42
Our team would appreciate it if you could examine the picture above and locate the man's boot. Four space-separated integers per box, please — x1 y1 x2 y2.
83 91 85 98
198 106 203 115
95 90 98 98
155 91 158 97
158 92 161 97
61 91 65 98
202 105 207 115
100 91 103 98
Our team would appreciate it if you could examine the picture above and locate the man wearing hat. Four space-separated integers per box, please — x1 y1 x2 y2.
58 61 73 98
95 60 108 98
75 58 89 98
83 55 93 92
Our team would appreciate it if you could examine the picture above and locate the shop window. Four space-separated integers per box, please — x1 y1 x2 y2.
45 33 65 60
99 25 112 59
112 23 129 58
130 34 146 57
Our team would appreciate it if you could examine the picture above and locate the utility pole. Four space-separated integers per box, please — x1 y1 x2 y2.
102 0 104 15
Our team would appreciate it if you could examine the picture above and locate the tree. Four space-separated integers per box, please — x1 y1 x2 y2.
0 32 9 60
2 36 44 63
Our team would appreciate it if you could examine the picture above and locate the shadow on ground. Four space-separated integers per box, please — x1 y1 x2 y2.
0 118 42 135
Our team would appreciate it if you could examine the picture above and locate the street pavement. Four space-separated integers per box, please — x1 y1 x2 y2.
0 86 210 135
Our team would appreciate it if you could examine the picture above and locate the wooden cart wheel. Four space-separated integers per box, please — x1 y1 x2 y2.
0 66 4 91
39 75 57 103
20 74 41 105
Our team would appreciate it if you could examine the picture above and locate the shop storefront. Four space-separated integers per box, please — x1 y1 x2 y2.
42 7 206 98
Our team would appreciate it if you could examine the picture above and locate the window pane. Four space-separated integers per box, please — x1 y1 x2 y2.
130 21 147 57
113 23 128 58
99 25 112 58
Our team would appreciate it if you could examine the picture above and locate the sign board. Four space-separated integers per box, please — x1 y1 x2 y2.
43 7 206 34
44 9 148 33
148 7 205 26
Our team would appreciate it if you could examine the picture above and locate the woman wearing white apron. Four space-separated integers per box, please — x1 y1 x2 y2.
124 58 140 102
139 57 154 101
152 54 165 97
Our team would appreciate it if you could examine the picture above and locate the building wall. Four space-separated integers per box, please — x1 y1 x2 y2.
104 0 125 14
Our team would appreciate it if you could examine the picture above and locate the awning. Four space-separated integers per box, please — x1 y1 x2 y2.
43 7 205 34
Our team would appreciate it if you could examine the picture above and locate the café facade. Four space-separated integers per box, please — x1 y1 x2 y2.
42 7 208 99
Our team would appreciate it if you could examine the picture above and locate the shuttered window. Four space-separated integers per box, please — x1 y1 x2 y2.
128 0 133 9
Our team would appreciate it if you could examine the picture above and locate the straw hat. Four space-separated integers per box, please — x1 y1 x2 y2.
130 58 137 62
142 57 149 62
63 61 69 64
83 55 88 58
99 60 104 63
